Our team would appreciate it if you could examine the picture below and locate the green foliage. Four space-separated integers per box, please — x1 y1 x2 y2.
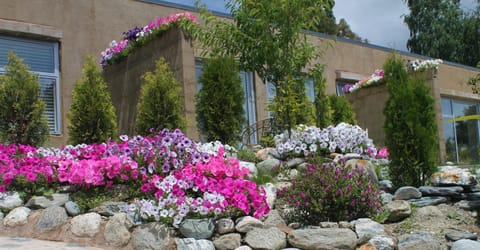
70 187 117 213
196 56 245 144
0 52 49 146
236 148 260 163
136 57 186 135
278 161 382 224
68 55 117 145
249 167 276 186
383 54 438 187
259 135 276 148
195 0 325 132
310 64 332 128
404 0 480 67
328 94 357 125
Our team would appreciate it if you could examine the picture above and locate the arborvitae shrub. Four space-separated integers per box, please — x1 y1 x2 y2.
196 56 245 144
310 64 332 128
383 54 438 187
0 52 49 146
277 161 382 224
329 94 357 125
136 57 186 135
68 55 118 145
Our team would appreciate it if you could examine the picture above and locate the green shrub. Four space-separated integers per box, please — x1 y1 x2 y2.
68 55 118 145
236 148 260 163
277 161 382 224
383 54 438 187
310 64 332 128
136 57 186 135
0 52 49 146
196 56 245 144
329 94 357 125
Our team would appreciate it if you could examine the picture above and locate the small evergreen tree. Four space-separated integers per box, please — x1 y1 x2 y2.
329 94 357 125
383 54 438 187
196 56 245 144
136 57 186 135
68 55 117 145
310 64 333 128
0 52 49 146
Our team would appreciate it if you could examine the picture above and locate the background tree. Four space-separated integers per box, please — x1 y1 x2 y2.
68 55 117 145
310 64 332 128
196 56 245 144
195 0 327 133
328 95 357 125
0 52 49 146
136 57 186 135
335 18 362 41
404 0 480 67
383 54 438 187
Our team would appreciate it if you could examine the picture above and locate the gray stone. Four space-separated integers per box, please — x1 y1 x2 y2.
132 222 173 250
3 206 30 227
398 231 440 250
445 229 478 241
451 239 480 250
104 213 132 247
288 228 357 250
213 233 241 250
179 218 215 239
431 166 477 186
235 216 264 233
239 161 257 177
419 185 463 197
263 183 277 211
257 159 281 171
379 180 394 192
465 192 480 200
25 193 69 209
408 196 449 207
386 200 411 222
415 205 443 218
64 201 81 216
244 227 286 250
175 238 215 250
264 209 286 227
285 158 304 168
319 222 338 228
394 186 422 200
215 218 235 234
456 200 480 211
89 201 127 217
352 218 385 244
255 147 278 161
0 211 3 220
234 246 252 250
338 221 354 230
70 212 101 237
36 205 68 229
0 191 23 210
368 235 397 250
381 192 394 205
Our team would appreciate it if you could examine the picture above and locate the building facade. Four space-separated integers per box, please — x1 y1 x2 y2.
1 0 479 163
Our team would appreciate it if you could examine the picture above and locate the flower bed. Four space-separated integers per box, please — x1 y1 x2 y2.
0 129 268 227
100 12 198 66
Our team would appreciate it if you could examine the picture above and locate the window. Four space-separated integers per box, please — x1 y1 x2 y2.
266 79 316 106
195 60 257 143
0 36 61 134
336 80 355 96
441 97 480 163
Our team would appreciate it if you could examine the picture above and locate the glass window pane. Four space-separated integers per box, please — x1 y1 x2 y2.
0 36 55 73
305 79 315 103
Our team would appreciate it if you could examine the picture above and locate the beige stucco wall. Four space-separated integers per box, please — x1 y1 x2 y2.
1 0 479 148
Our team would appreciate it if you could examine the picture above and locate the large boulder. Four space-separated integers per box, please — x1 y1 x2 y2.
398 231 440 250
430 166 477 186
288 228 357 250
386 200 411 222
245 227 286 250
394 186 422 200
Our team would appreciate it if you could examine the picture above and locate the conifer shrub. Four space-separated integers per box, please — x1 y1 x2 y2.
383 54 438 187
329 94 357 125
0 52 49 146
277 161 382 224
136 57 186 135
310 64 332 128
68 55 118 145
195 56 245 144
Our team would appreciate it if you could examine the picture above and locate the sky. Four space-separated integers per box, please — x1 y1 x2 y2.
171 0 478 52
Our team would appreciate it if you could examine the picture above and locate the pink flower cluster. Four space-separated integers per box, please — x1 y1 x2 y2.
0 129 269 226
366 146 389 159
100 12 197 66
343 69 384 93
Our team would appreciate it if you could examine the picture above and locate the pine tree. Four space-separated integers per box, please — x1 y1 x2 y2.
135 57 186 135
196 56 245 144
0 52 49 146
68 55 118 145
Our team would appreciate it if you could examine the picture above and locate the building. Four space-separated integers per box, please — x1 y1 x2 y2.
1 0 479 163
